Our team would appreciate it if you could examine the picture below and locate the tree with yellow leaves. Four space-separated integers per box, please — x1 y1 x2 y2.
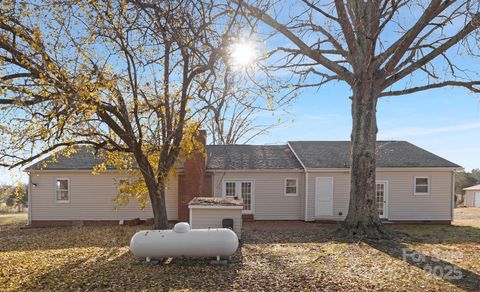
0 0 243 229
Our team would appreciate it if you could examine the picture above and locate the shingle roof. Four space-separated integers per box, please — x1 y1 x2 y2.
26 146 114 170
288 141 460 168
27 144 304 171
206 145 303 170
26 141 460 171
463 184 480 191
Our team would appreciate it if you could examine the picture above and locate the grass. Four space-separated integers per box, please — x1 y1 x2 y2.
0 220 479 291
0 213 27 226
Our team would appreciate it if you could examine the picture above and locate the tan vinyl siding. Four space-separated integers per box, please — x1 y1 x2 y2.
212 171 304 220
377 171 453 221
190 208 242 238
29 171 178 221
306 170 453 221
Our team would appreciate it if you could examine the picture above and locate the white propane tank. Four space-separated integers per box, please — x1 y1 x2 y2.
130 222 239 258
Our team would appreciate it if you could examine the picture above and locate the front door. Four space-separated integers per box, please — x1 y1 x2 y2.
376 181 388 219
223 181 254 214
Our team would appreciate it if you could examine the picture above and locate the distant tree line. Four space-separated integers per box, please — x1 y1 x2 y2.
456 169 480 194
455 169 480 206
0 183 27 213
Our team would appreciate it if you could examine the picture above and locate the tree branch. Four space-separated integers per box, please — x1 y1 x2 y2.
333 0 358 59
383 12 480 89
380 80 480 97
376 0 452 70
234 0 353 82
301 0 339 22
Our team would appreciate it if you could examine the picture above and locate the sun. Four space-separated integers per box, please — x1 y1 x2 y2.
230 39 257 68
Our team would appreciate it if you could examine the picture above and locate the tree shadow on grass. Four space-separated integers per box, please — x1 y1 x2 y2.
18 246 242 290
391 224 480 244
5 222 478 253
0 225 143 252
242 223 480 290
237 244 350 290
242 222 345 244
243 222 480 245
365 235 480 291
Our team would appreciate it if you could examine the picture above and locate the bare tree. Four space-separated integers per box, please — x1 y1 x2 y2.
234 0 480 237
202 65 287 145
0 0 238 229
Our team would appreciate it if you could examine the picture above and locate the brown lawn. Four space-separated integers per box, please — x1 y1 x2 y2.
0 213 27 226
0 210 479 291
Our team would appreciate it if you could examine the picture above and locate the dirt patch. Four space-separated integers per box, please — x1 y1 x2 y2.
453 208 480 228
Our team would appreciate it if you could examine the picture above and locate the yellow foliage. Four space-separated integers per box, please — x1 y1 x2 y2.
179 122 205 162
88 123 203 210
1 1 207 220
12 182 26 202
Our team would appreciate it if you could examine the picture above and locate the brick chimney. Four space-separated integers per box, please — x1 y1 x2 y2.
177 129 212 222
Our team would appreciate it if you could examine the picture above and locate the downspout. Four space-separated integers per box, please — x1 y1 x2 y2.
451 170 456 222
304 172 309 221
287 142 309 221
27 172 32 225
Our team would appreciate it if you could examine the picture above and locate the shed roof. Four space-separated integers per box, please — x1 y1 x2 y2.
463 184 480 191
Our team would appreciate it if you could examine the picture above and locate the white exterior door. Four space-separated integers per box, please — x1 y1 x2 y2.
223 181 254 214
315 177 333 217
376 181 388 219
240 182 253 214
475 192 480 208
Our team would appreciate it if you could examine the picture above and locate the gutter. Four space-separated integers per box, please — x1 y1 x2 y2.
287 142 309 221
27 172 32 225
208 169 303 173
451 169 457 221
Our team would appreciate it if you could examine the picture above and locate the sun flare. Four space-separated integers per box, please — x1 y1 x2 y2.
231 40 257 68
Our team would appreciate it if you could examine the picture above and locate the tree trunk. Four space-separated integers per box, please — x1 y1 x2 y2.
144 178 169 230
342 82 388 239
135 151 170 230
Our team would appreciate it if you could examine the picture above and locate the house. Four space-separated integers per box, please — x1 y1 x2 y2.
463 184 480 207
25 135 461 227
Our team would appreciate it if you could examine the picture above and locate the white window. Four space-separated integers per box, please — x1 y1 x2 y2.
285 178 297 196
55 178 70 202
225 182 237 197
117 179 129 194
414 177 430 195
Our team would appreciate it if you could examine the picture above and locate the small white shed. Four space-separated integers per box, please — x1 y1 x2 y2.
188 197 243 238
463 184 480 208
